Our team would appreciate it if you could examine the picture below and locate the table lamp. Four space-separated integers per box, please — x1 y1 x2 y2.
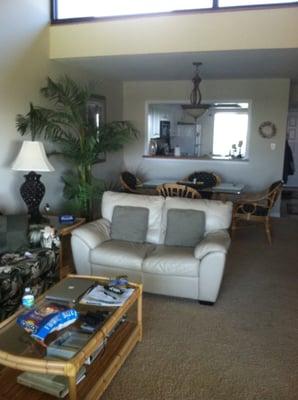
12 140 55 223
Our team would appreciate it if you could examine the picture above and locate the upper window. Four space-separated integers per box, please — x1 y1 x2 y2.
54 0 213 20
218 0 296 6
52 0 297 21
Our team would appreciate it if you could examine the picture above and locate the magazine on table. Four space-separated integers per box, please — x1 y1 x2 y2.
79 284 134 307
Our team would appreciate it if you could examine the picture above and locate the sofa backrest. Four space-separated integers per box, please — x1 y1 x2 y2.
163 197 233 235
101 192 233 245
101 191 165 244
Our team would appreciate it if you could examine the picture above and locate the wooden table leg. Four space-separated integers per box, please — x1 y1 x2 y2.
137 285 143 342
68 375 77 400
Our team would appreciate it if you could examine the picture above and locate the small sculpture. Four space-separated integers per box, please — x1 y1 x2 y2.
40 226 60 249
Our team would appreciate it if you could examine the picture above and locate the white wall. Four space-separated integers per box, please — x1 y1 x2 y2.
0 0 123 215
123 79 290 192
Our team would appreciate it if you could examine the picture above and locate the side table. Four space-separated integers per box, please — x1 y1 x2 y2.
45 216 85 279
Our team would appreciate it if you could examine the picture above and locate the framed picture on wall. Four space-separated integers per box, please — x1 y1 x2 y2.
288 117 296 127
87 95 106 128
87 95 106 162
288 128 296 140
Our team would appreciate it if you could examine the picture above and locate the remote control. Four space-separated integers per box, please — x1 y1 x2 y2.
104 285 124 295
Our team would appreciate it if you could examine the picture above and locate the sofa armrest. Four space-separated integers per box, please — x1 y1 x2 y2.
72 218 111 250
194 230 231 261
71 218 111 275
194 230 231 303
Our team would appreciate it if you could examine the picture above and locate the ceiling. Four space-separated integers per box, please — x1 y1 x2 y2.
56 48 298 81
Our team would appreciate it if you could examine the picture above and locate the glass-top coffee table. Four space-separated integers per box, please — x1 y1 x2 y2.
0 275 142 400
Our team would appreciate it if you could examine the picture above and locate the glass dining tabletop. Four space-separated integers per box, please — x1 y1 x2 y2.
142 178 245 194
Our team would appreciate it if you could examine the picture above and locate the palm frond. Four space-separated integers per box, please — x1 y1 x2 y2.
16 75 139 220
41 76 89 109
96 121 139 153
16 104 80 141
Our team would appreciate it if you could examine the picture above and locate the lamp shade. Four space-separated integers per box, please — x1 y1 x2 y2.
181 105 209 120
12 140 54 172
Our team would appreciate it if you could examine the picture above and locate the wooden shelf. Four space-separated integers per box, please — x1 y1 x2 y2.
0 321 139 400
0 275 143 400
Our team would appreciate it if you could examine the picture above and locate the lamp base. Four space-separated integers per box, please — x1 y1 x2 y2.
20 171 46 224
29 212 49 225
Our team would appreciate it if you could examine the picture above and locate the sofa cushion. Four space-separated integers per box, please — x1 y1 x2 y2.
90 240 155 271
163 197 232 237
0 215 29 254
165 209 205 247
111 206 149 243
143 245 199 277
101 191 165 244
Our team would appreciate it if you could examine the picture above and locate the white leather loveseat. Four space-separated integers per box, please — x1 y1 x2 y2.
71 191 233 304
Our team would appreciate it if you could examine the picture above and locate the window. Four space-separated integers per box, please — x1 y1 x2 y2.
218 0 297 6
54 0 213 20
52 0 297 21
147 102 250 159
212 109 249 158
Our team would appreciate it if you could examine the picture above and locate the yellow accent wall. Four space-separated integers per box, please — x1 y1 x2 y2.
50 7 298 59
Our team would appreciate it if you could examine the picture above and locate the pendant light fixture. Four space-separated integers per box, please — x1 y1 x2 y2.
182 62 209 120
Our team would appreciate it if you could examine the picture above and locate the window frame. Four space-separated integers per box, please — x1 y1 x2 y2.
145 100 251 160
51 0 298 24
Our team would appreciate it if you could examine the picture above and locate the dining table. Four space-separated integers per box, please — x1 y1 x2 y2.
141 179 245 200
140 179 178 188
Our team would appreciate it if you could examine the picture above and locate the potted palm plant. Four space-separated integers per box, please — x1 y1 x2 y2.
16 76 138 220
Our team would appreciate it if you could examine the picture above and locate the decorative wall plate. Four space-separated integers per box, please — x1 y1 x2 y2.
258 121 276 138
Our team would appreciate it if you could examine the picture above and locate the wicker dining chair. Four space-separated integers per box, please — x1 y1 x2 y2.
186 171 221 199
120 171 140 193
120 171 157 195
187 171 221 189
231 180 283 244
156 183 201 199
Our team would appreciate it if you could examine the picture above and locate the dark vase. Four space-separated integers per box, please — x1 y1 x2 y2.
20 171 45 223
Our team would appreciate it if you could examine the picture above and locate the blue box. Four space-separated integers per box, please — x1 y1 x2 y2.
59 215 75 224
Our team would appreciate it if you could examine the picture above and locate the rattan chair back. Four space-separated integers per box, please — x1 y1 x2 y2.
156 183 201 199
187 171 221 189
120 171 139 193
120 172 157 196
232 180 283 244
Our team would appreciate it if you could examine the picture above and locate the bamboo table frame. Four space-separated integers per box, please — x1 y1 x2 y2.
0 274 143 400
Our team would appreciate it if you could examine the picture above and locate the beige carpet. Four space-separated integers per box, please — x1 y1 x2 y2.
102 218 298 400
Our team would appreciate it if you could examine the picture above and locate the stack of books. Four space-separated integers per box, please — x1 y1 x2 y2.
47 329 107 365
17 329 107 397
46 330 91 359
